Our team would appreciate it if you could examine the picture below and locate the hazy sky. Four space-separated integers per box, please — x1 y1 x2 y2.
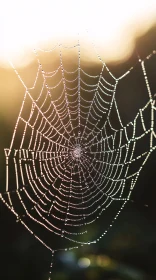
1 0 156 66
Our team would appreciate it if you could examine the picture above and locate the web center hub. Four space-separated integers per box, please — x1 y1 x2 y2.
71 144 81 159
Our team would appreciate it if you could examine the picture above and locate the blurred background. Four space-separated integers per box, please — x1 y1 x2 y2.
0 1 156 280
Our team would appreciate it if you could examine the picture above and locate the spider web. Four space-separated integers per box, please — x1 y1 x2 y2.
1 40 156 274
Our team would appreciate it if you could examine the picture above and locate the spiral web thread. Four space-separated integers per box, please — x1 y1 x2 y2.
1 42 156 271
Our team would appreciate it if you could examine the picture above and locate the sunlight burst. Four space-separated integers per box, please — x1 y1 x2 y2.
1 0 156 66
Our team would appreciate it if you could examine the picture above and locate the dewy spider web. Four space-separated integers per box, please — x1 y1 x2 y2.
1 40 156 275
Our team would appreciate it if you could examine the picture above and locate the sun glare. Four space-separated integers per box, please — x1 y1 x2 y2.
1 0 156 66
